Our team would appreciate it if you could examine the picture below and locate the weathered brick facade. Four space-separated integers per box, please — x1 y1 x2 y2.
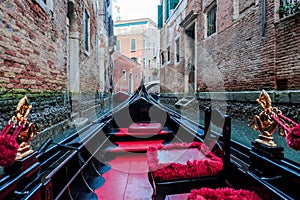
159 0 300 92
0 0 114 93
0 0 114 145
0 0 67 91
275 14 300 90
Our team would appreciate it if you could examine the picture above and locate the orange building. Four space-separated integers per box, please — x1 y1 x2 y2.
114 18 160 84
112 52 142 94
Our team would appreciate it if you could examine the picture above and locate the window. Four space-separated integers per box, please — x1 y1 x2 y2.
143 58 146 67
161 52 165 65
131 57 137 62
279 0 300 18
175 38 180 63
135 74 138 83
167 46 171 62
232 0 239 20
206 4 217 37
153 43 156 56
84 8 90 52
34 0 53 12
158 4 163 29
164 0 180 21
130 38 136 51
149 59 151 68
122 70 126 80
116 40 121 52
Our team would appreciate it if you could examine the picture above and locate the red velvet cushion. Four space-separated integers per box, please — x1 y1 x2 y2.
187 187 262 200
129 123 162 133
147 142 223 181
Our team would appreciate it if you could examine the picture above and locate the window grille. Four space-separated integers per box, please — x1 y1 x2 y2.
167 46 171 62
122 70 126 80
207 5 217 37
116 40 121 52
130 38 136 52
84 9 90 52
279 0 300 18
175 38 180 63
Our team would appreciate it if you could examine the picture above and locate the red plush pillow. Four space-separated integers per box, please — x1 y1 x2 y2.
129 122 162 133
188 187 262 200
147 142 223 181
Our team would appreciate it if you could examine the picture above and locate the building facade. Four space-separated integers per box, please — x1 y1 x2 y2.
0 0 114 136
114 18 160 84
112 52 142 93
158 0 300 93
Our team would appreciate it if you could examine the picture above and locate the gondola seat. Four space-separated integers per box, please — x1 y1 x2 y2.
147 107 231 200
129 122 162 133
187 187 262 200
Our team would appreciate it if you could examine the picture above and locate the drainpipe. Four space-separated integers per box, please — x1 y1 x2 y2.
262 0 266 37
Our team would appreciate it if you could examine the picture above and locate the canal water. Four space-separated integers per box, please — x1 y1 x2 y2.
51 96 300 165
168 103 300 164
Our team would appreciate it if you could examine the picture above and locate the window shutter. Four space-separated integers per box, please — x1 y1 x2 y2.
158 5 163 29
170 0 179 10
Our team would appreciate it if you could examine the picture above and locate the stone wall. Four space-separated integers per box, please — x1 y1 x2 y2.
0 89 112 149
0 89 70 131
275 13 300 90
161 90 300 124
197 90 300 123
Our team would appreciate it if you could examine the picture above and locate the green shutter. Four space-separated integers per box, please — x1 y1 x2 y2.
170 0 179 10
158 5 163 29
165 0 169 21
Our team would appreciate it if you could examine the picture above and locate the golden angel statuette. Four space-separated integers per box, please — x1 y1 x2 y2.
249 90 300 150
0 95 38 167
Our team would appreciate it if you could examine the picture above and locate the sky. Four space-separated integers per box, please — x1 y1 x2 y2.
113 0 160 22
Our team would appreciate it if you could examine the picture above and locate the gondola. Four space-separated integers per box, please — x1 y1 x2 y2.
0 83 299 200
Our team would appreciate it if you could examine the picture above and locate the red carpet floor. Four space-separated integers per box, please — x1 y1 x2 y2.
94 154 189 200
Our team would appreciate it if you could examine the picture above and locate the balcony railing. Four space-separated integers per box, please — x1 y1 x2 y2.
278 0 300 18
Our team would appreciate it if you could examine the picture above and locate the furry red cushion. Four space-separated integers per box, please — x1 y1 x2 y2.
287 124 300 151
0 135 18 167
188 187 262 200
147 142 223 181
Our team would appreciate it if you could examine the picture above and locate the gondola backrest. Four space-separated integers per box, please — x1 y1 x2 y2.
204 107 231 171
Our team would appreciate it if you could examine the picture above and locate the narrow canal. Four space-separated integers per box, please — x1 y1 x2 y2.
51 95 300 164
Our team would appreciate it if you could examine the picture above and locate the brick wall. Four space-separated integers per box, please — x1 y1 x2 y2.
161 0 300 92
0 0 68 91
197 0 276 91
77 1 101 92
112 52 142 93
0 1 112 147
275 13 300 90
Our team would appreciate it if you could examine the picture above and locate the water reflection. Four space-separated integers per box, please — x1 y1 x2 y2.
163 102 300 164
49 95 299 164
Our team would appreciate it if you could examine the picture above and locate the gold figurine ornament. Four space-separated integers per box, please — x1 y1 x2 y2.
249 90 288 147
11 95 38 158
0 95 39 167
